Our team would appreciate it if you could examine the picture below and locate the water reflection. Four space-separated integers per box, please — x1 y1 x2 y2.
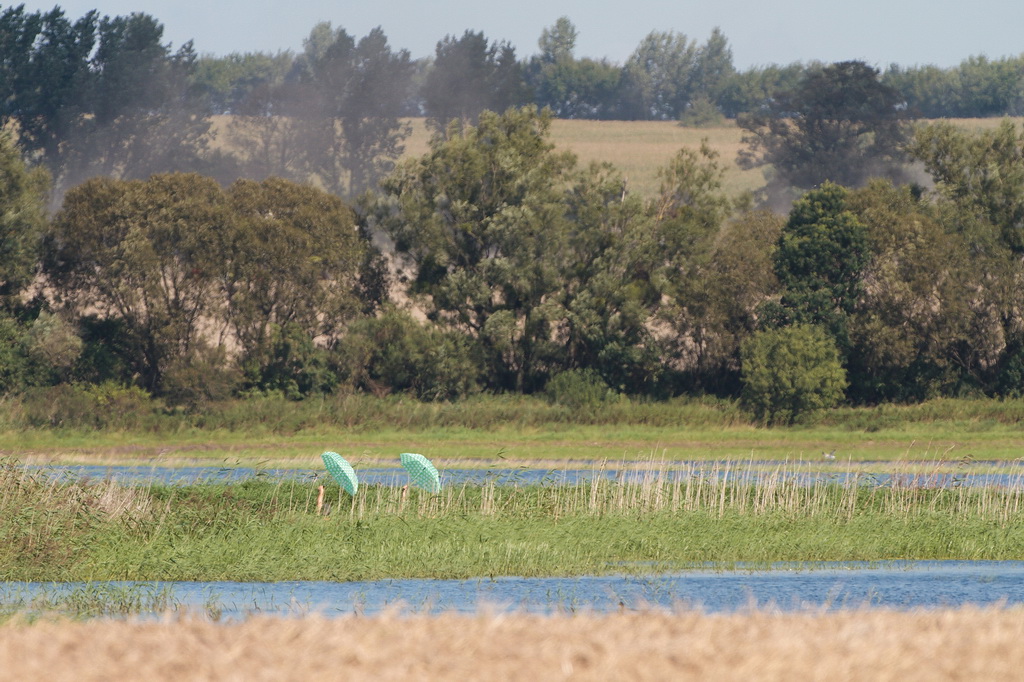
7 561 1024 620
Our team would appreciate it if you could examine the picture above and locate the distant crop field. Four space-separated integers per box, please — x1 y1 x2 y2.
403 117 763 199
931 116 1024 131
212 116 1024 202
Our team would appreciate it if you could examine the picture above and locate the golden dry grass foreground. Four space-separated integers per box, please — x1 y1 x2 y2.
4 608 1024 681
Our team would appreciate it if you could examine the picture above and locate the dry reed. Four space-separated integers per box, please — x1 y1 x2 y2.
2 607 1023 681
323 457 1024 523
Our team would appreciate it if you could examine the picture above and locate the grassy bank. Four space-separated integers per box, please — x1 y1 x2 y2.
4 458 1024 582
5 393 1024 467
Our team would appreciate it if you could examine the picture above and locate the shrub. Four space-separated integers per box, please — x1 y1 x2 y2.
337 308 481 401
19 382 158 429
679 95 725 127
740 323 847 425
544 369 614 409
161 343 241 411
25 311 82 383
243 323 339 400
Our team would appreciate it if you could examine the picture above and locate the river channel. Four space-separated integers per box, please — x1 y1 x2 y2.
12 464 1024 620
6 562 1024 620
26 462 1024 488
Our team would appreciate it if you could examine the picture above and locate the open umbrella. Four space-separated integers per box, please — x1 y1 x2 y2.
321 451 358 495
400 452 441 493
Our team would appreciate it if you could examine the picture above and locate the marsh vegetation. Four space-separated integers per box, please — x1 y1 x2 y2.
5 455 1024 583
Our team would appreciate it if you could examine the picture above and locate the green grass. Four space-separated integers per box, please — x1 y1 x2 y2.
6 394 1024 468
4 457 1024 583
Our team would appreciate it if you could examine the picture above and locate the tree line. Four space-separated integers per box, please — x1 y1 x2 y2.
195 15 1024 122
4 4 1024 422
4 99 1024 422
4 6 1024 203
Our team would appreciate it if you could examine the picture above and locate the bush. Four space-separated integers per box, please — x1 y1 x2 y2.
160 343 241 411
679 95 725 127
544 369 614 409
740 324 847 425
19 382 158 429
242 323 340 400
337 308 481 401
25 311 83 383
0 314 30 393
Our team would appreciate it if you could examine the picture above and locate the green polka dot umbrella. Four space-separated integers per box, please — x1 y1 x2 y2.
321 451 358 495
400 452 441 493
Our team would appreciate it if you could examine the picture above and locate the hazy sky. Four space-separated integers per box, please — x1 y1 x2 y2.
14 0 1024 68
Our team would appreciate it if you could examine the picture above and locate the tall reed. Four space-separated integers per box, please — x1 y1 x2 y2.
308 458 1024 523
6 457 1024 581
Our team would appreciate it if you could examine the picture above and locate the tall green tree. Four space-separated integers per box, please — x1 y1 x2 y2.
74 14 212 182
537 16 577 64
422 31 528 131
907 122 1024 394
844 180 988 401
691 28 736 103
225 78 309 183
297 23 415 196
620 30 698 120
882 63 960 119
220 177 366 380
44 173 229 391
528 56 622 119
192 50 294 115
0 132 49 304
0 6 96 173
0 128 51 394
909 119 1024 253
670 209 783 394
738 61 911 206
557 161 662 393
955 55 1024 118
716 62 805 119
527 18 622 119
645 143 742 389
764 182 870 356
374 106 576 391
0 8 213 200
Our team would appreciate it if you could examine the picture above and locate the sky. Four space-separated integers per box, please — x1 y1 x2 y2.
13 0 1024 69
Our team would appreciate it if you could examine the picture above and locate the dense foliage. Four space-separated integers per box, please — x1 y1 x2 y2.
740 324 847 425
2 7 1024 421
738 62 911 205
0 102 1023 422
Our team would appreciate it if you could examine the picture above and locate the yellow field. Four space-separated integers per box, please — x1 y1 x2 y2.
927 116 1024 132
4 608 1023 680
213 115 1024 203
403 117 762 198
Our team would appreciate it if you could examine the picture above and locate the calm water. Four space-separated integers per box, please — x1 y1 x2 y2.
25 462 1024 488
7 562 1024 619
